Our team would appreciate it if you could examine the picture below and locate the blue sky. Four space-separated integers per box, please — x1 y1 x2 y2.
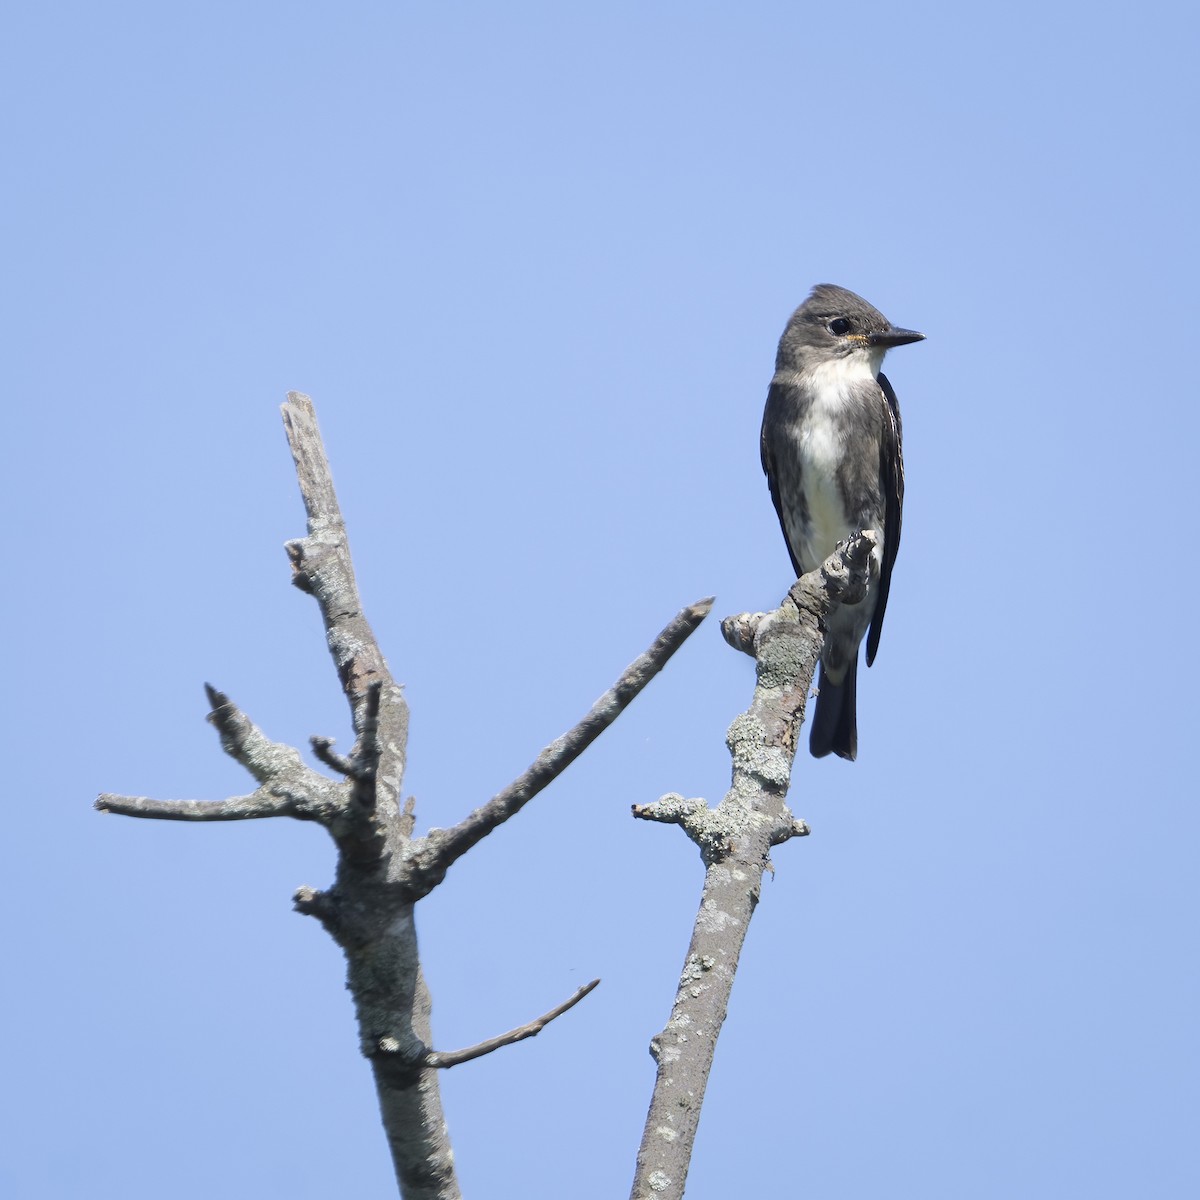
4 3 1198 1197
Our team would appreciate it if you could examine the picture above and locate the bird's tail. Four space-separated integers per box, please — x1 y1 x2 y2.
808 659 858 761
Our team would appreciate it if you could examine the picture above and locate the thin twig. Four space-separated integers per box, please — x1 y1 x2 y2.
311 736 359 778
420 980 601 1070
406 598 714 895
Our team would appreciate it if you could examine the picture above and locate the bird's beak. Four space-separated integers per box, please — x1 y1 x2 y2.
869 327 925 348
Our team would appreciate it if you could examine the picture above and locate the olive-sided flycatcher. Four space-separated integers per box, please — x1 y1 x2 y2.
760 284 924 760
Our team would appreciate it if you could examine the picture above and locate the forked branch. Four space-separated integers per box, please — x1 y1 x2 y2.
97 391 709 1200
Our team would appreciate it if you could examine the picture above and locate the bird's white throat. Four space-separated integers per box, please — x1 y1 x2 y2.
799 346 885 398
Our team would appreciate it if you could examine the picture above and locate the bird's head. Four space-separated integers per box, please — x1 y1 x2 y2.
775 283 924 376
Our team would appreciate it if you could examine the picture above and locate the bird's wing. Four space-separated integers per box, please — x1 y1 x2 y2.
761 388 804 579
866 372 904 666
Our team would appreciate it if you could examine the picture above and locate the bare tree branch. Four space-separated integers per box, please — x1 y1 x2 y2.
203 683 309 786
96 791 298 821
96 685 346 824
629 532 876 1200
282 396 404 872
98 392 709 1200
419 979 602 1070
281 396 402 716
404 597 714 896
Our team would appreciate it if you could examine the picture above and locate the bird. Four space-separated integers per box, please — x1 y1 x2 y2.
760 284 924 760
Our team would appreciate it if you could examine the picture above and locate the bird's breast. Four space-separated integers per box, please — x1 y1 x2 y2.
778 368 885 573
790 413 854 570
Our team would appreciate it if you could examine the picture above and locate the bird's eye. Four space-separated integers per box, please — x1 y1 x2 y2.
828 318 851 335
